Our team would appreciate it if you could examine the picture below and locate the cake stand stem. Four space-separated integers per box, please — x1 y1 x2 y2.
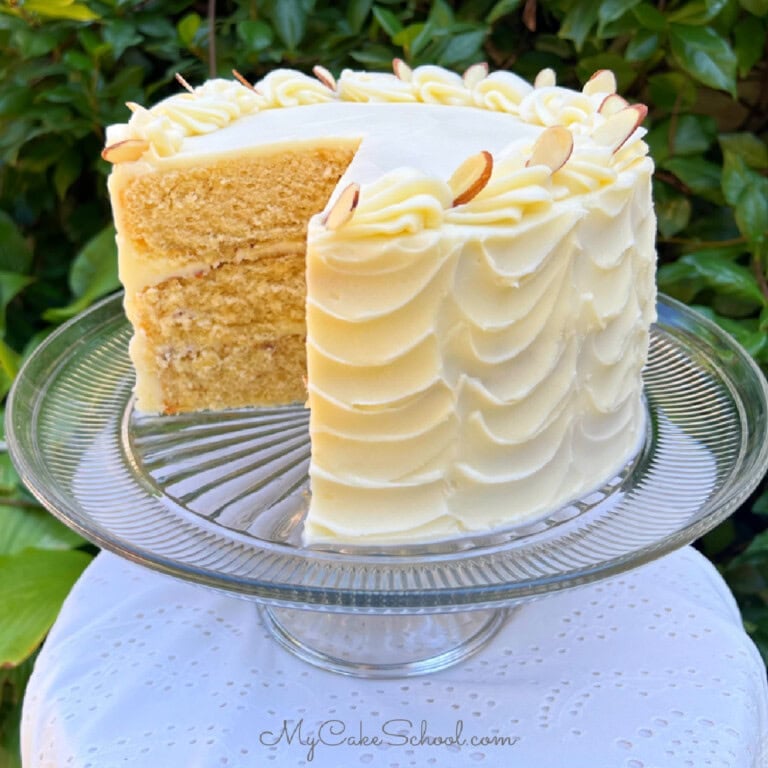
257 606 512 678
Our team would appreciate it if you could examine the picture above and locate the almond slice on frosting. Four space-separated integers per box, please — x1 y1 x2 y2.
526 126 573 173
324 182 360 230
392 58 413 82
463 62 489 88
174 72 195 93
101 139 150 163
534 68 556 88
232 69 256 91
598 93 629 116
583 69 617 96
592 104 648 153
449 150 493 207
312 64 337 91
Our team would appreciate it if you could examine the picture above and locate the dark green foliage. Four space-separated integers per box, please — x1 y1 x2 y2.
0 1 766 759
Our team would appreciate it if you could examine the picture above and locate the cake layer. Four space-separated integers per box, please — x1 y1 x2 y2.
130 258 307 413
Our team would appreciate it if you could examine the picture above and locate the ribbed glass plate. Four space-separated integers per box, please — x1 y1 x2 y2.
7 293 768 612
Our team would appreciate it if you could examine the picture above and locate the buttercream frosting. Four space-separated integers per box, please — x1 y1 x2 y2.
104 62 657 545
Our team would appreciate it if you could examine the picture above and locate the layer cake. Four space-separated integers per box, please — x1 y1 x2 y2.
103 63 657 545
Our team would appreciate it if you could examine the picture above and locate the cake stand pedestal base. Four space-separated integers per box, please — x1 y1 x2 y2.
258 606 512 678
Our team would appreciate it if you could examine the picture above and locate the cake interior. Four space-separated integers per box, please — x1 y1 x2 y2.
118 145 359 413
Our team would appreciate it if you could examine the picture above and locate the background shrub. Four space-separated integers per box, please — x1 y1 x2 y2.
0 1 766 764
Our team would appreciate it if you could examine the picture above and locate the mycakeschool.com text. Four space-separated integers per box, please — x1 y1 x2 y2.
258 718 521 762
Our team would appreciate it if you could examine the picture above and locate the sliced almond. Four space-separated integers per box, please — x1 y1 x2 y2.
101 139 150 164
592 104 648 153
232 69 256 91
526 126 573 173
392 57 413 82
312 64 337 92
463 61 489 88
324 182 360 230
598 93 628 116
174 72 195 93
583 69 617 96
449 150 493 207
533 68 556 88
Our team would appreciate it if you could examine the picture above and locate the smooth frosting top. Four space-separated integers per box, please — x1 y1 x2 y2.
105 63 642 163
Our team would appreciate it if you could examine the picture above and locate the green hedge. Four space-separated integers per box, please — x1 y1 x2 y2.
0 0 767 763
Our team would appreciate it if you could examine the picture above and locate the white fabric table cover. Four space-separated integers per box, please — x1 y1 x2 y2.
22 546 768 768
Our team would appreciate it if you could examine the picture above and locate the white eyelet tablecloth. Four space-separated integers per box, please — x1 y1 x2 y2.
21 546 768 768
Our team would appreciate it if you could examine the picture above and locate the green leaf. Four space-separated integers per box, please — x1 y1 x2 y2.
632 2 668 32
53 151 82 201
62 49 92 72
346 0 372 33
437 28 487 66
646 72 698 112
0 213 31 274
20 0 98 21
393 22 430 56
667 0 729 24
735 181 768 243
428 0 455 27
734 16 766 77
271 0 307 51
0 506 86 556
42 225 118 323
237 20 274 51
645 114 718 163
740 0 768 14
0 272 34 334
753 489 768 516
655 189 692 238
598 0 642 27
691 306 768 356
722 151 768 242
0 339 20 399
660 251 766 308
669 24 738 96
722 151 752 206
11 26 59 57
0 548 91 667
102 19 142 60
660 156 723 203
177 12 201 48
559 0 599 50
0 453 19 496
719 133 768 170
372 5 403 38
486 0 522 24
744 529 768 556
625 29 659 62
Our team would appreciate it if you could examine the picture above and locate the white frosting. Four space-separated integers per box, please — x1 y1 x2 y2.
304 153 655 544
105 64 657 546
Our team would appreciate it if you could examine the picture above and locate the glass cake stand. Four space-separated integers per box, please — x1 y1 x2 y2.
7 293 768 677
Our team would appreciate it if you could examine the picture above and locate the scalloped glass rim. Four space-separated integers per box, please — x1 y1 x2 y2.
6 292 768 611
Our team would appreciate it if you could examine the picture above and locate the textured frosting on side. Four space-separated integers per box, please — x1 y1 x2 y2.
303 132 656 544
104 63 657 545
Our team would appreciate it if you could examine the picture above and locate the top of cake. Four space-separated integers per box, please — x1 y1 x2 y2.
103 62 651 269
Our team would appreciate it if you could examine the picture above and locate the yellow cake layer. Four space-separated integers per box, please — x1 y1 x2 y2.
131 257 308 413
116 146 357 413
115 148 357 263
